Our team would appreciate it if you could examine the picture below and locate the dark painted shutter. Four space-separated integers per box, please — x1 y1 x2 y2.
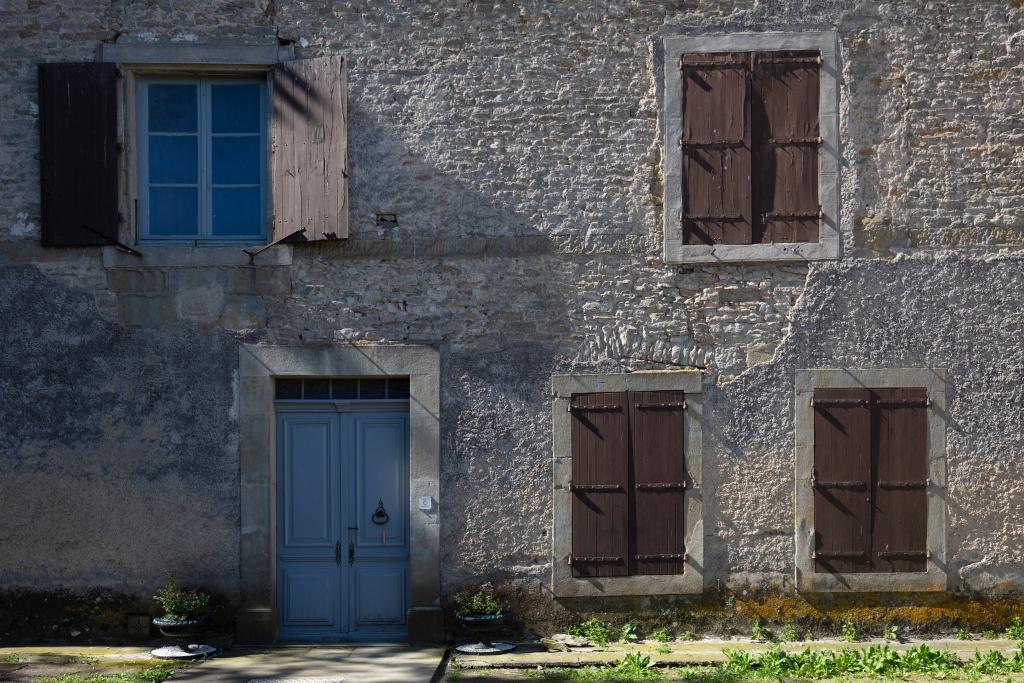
270 55 348 243
813 388 872 573
752 51 820 243
38 62 119 246
629 391 687 576
872 388 929 572
680 52 752 245
570 392 629 578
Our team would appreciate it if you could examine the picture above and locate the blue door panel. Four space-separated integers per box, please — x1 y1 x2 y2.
352 562 407 627
283 420 334 547
281 565 337 626
355 417 408 548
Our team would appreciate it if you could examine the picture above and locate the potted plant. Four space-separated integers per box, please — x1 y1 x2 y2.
453 583 515 654
150 577 216 659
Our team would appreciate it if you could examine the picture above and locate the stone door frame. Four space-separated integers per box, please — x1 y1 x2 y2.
236 344 442 643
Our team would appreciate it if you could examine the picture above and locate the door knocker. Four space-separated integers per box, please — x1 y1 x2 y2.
371 498 389 525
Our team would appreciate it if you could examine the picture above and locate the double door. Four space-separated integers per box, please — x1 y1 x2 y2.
276 408 409 640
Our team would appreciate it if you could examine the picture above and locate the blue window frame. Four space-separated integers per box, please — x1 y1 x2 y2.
137 77 267 243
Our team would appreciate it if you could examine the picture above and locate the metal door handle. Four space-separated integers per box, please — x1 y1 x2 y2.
334 541 341 565
348 540 355 566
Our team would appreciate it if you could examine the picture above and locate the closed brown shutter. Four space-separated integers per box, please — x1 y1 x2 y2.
872 388 929 572
270 55 348 243
38 62 119 247
813 388 872 573
570 392 629 578
629 391 687 576
680 52 752 245
752 51 820 243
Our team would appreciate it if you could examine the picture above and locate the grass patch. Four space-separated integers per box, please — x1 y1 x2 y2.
567 618 614 647
0 654 19 663
36 665 176 683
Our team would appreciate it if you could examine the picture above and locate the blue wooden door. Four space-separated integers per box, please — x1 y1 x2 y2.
277 410 409 640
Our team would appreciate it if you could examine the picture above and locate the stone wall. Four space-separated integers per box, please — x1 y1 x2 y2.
1 0 1024 633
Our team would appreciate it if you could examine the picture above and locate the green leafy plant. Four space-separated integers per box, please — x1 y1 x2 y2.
613 652 659 679
883 624 899 641
750 620 774 642
778 624 801 642
566 617 614 646
1005 616 1024 641
839 620 861 642
677 629 695 641
655 645 671 655
957 627 974 640
723 649 756 673
981 629 998 639
649 627 672 643
620 623 639 642
152 577 210 621
452 582 503 617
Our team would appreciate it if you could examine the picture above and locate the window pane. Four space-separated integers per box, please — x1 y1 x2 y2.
212 187 261 236
212 136 261 184
275 379 302 400
148 84 197 133
303 379 331 400
360 379 387 399
332 379 358 400
149 135 198 183
387 378 410 399
211 83 261 134
149 187 198 236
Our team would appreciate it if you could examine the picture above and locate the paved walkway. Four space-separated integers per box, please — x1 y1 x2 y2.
0 644 447 683
171 645 446 683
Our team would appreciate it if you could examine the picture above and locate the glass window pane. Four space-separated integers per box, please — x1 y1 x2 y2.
149 135 198 184
211 187 261 236
212 136 261 184
211 83 261 134
332 379 358 400
275 379 302 400
149 187 198 236
148 84 198 133
360 379 387 399
387 378 410 399
303 379 331 399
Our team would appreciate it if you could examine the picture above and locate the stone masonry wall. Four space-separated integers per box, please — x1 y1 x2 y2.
1 0 1024 622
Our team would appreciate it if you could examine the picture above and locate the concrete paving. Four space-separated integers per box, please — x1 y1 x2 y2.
170 645 447 683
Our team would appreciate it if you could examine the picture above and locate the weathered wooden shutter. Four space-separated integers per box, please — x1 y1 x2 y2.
680 52 752 245
38 63 119 246
752 51 820 243
813 388 872 573
270 55 348 243
872 388 929 572
629 391 687 576
570 392 630 578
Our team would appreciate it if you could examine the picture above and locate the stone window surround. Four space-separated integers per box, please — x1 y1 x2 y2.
662 32 841 264
550 371 704 597
237 344 442 643
98 43 295 266
794 368 949 593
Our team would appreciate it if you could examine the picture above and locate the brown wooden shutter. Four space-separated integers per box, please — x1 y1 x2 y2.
813 388 872 573
680 52 752 245
570 392 629 578
872 388 929 572
629 391 687 576
270 55 348 243
38 62 119 247
752 51 820 243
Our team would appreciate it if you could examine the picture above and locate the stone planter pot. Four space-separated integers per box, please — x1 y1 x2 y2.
152 617 209 638
151 617 216 660
455 613 515 655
